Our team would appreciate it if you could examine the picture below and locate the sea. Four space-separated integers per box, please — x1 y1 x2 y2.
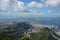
0 17 60 27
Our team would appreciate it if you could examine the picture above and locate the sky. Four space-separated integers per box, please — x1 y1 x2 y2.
0 0 60 18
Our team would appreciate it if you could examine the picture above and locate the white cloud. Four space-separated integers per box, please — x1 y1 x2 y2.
0 0 31 12
28 1 44 8
0 0 10 10
28 0 60 8
14 1 25 11
45 0 60 7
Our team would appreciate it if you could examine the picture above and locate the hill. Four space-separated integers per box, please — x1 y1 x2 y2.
0 22 60 40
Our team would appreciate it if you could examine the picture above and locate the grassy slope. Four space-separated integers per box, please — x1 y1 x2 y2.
39 30 49 40
30 30 49 40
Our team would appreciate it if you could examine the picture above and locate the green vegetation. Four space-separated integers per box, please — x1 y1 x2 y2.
0 22 59 40
39 30 49 40
20 35 29 40
0 29 58 40
0 32 12 40
30 30 49 40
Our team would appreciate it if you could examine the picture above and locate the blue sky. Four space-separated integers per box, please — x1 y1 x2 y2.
0 0 60 18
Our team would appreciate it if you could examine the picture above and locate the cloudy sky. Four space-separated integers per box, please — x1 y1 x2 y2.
0 0 60 18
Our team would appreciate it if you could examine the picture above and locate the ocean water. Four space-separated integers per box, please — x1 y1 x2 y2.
32 19 60 27
0 17 60 27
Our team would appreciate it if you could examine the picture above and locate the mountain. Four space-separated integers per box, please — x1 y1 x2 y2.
0 22 60 40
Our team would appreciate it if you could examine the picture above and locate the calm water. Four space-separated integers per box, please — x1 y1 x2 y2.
33 19 60 26
0 17 60 26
